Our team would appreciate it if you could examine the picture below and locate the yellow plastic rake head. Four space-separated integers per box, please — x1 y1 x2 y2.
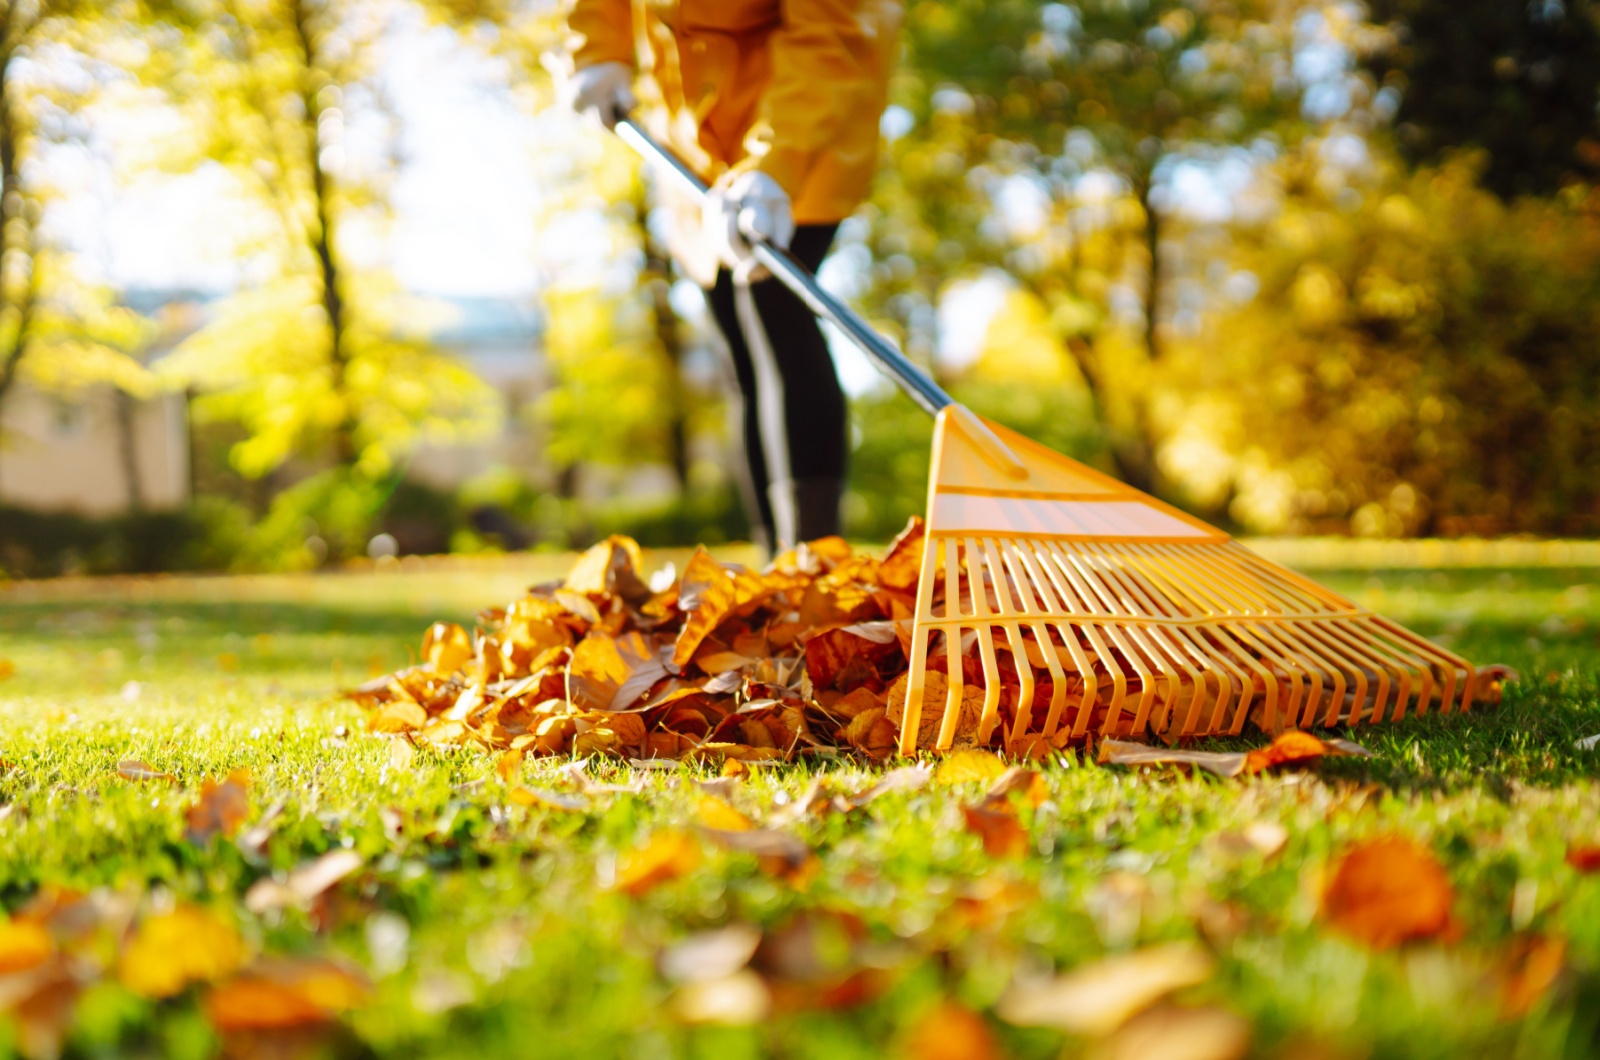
896 408 1481 756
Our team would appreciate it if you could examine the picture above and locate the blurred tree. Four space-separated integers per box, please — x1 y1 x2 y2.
1162 150 1600 536
0 3 155 419
870 0 1318 494
142 0 497 481
1365 0 1600 198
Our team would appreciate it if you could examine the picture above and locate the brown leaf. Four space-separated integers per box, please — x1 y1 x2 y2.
186 770 251 845
568 632 669 713
495 748 523 784
702 827 817 882
613 831 701 896
245 850 364 914
875 517 925 593
996 943 1215 1035
388 737 416 772
673 549 768 668
1099 733 1371 778
369 700 428 733
842 707 898 759
116 760 175 783
1243 730 1372 773
1321 836 1456 949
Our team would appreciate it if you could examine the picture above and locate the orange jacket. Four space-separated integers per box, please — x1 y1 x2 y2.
566 0 901 225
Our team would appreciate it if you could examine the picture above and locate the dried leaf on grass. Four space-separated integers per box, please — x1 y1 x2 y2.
116 760 175 783
613 831 701 896
244 850 364 914
1565 845 1600 872
702 827 818 883
118 906 246 999
205 958 369 1032
509 786 590 812
1321 836 1456 949
658 924 762 984
1499 934 1566 1019
0 918 54 975
846 765 933 806
1099 731 1373 777
963 801 1029 858
1090 1004 1250 1060
997 943 1214 1036
899 1001 1005 1060
185 770 251 845
935 749 1008 786
672 970 772 1025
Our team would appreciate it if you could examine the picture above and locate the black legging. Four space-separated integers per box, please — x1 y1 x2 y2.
705 224 845 550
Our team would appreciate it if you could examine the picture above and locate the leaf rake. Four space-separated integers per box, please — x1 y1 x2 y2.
617 119 1480 754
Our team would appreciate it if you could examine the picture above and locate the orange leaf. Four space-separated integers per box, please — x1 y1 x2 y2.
118 907 246 999
613 831 701 896
898 1000 1003 1060
495 749 524 784
369 700 427 734
205 959 369 1032
1500 934 1566 1019
563 535 652 603
673 549 770 669
185 770 251 845
567 632 668 713
962 801 1029 858
874 517 925 593
1321 836 1456 950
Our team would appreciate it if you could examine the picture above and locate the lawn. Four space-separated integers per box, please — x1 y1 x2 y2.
2 548 1600 1059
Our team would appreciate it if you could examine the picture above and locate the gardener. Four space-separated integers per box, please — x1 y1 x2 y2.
560 0 901 553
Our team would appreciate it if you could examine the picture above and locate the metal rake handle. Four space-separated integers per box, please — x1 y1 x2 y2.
614 118 1028 479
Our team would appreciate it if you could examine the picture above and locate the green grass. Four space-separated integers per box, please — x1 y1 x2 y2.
4 557 1600 1058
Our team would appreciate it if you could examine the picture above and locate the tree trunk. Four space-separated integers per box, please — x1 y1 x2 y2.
0 41 37 408
115 389 144 512
290 0 356 467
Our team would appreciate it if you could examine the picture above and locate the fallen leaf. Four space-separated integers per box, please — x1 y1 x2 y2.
185 770 251 845
696 795 753 832
672 970 771 1025
1090 1004 1251 1060
1499 934 1566 1019
369 700 427 734
116 759 175 783
205 958 369 1031
613 831 701 896
898 1000 1004 1060
1211 821 1289 860
495 749 523 784
388 737 416 772
567 632 669 713
985 766 1049 807
1321 836 1456 950
1100 733 1372 778
245 850 364 914
846 765 933 806
658 924 763 984
996 943 1215 1036
963 801 1029 858
0 918 54 975
421 622 473 674
118 906 247 999
702 827 818 884
0 659 14 681
1565 845 1600 872
935 749 1008 786
509 787 589 812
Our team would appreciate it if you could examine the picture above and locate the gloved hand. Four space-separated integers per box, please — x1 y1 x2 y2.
704 170 795 269
560 61 635 129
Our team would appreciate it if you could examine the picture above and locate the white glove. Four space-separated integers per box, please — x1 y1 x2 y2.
704 170 795 269
560 61 635 129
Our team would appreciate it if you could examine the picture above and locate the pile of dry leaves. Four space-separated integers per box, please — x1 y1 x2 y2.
349 526 944 763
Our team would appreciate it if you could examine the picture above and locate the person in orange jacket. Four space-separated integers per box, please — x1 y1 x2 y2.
560 0 902 552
